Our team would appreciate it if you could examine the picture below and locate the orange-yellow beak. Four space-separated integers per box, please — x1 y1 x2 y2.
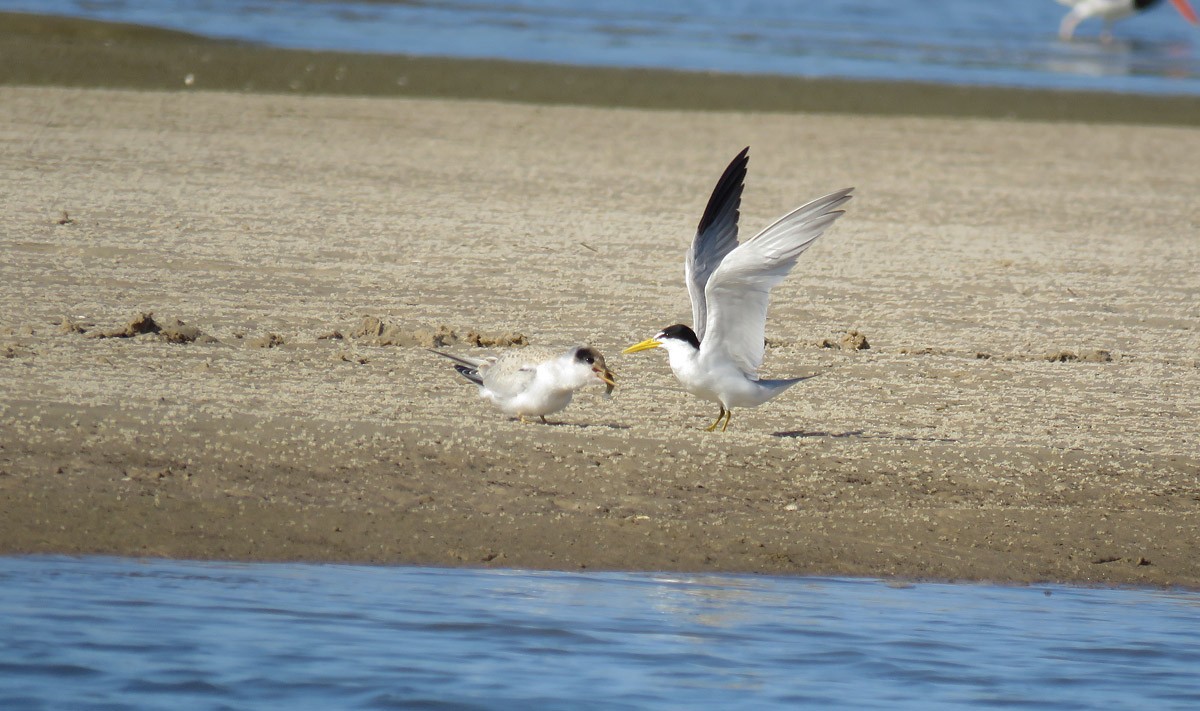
594 366 617 393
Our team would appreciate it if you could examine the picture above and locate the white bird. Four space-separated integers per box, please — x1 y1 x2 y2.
1057 0 1198 41
623 147 852 432
430 345 616 423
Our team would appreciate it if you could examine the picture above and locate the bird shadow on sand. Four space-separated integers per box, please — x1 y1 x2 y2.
772 429 958 443
540 420 632 430
772 429 865 439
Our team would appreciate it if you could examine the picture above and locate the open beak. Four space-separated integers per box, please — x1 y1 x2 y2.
622 338 662 354
1171 0 1199 24
593 366 617 395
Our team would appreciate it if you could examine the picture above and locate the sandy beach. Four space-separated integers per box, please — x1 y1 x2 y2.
2 16 1199 587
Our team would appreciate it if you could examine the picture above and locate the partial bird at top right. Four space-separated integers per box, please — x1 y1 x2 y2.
1057 0 1198 42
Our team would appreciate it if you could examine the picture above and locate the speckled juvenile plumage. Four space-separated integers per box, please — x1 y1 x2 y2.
430 345 615 423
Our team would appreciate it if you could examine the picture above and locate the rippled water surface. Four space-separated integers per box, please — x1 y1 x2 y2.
4 0 1200 94
3 556 1200 709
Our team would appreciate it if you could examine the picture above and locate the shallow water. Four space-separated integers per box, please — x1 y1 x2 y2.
3 556 1200 709
4 0 1200 94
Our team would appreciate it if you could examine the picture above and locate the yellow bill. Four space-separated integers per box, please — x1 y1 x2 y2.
622 338 662 354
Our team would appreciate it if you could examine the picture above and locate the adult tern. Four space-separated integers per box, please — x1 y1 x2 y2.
1057 0 1198 41
430 345 616 423
623 147 852 431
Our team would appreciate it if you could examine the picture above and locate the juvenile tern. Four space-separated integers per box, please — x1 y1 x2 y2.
430 345 616 423
623 147 852 431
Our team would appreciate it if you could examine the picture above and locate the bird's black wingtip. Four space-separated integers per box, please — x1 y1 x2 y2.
697 147 750 235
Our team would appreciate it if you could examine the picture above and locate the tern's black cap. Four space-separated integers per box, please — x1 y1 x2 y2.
658 324 700 350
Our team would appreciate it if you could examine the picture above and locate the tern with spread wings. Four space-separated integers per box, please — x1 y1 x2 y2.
430 345 616 423
623 147 852 431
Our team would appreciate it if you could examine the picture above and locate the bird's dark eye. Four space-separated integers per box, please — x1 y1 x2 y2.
575 348 595 364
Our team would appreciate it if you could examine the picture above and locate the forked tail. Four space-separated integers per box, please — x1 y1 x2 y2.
761 373 821 397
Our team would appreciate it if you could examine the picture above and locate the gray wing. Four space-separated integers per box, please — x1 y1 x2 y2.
479 347 560 399
701 187 854 379
685 147 748 342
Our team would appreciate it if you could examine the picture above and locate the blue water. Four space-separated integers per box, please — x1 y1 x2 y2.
3 556 1200 709
4 0 1200 95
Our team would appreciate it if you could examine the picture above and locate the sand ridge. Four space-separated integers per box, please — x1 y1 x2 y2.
1 86 1198 586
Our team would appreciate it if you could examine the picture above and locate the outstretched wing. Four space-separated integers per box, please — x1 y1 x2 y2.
701 187 854 379
685 147 748 342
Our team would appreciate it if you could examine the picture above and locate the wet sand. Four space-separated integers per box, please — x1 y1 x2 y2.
1 16 1199 587
3 11 1200 126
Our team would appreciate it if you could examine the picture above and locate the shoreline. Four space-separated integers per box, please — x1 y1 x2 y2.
2 11 1200 126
